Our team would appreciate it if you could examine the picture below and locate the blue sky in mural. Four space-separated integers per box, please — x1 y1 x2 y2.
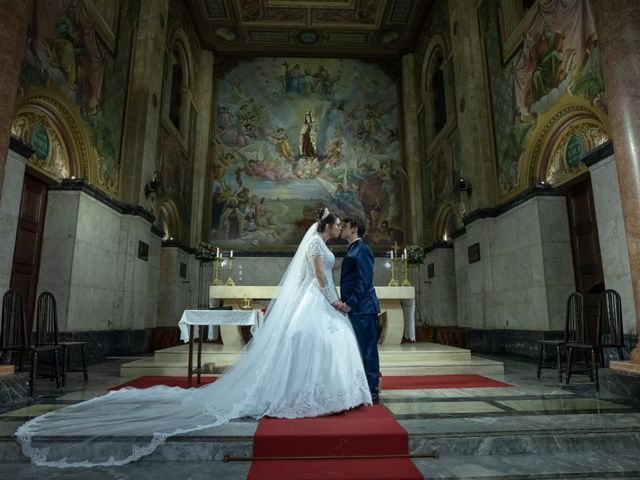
211 57 403 247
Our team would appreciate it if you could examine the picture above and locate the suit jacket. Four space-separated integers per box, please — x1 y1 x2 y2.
340 239 380 315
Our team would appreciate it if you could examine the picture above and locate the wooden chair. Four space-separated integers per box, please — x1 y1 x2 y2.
36 292 88 387
31 293 63 396
566 293 601 390
537 292 582 383
597 289 626 365
0 290 28 371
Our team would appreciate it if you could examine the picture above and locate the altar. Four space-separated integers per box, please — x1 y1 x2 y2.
210 285 415 345
119 285 505 378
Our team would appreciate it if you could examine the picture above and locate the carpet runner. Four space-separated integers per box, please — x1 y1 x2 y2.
247 404 424 480
381 374 511 389
110 374 509 390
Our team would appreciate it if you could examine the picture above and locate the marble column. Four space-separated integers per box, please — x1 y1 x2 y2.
119 0 169 206
189 50 214 244
448 0 496 212
0 0 32 196
401 53 424 244
592 0 640 363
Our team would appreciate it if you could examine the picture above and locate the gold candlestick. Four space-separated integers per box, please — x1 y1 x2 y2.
226 258 236 286
388 257 399 286
400 257 411 286
213 257 222 285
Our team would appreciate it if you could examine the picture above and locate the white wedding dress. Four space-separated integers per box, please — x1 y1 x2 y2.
16 224 372 467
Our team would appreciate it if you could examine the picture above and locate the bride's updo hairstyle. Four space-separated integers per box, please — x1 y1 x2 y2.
316 207 339 232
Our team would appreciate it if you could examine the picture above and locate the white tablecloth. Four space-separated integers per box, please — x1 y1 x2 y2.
179 309 263 342
401 299 416 342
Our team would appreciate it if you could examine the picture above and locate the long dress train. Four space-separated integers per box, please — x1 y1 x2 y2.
16 224 371 467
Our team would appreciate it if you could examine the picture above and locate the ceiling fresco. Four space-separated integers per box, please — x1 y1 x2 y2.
188 0 432 56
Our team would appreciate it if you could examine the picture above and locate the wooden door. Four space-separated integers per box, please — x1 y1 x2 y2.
566 180 604 343
10 174 48 335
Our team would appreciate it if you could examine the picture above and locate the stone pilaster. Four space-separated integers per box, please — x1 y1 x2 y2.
401 53 424 243
0 0 32 196
189 50 214 245
447 0 496 212
592 0 640 364
119 0 170 206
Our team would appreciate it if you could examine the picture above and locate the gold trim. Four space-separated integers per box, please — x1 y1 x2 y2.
14 87 121 198
12 110 71 180
544 121 608 187
498 95 609 203
159 200 182 241
526 97 609 185
433 203 459 242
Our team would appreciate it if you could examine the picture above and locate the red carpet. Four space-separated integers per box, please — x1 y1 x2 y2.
111 374 509 391
381 373 511 390
248 405 423 480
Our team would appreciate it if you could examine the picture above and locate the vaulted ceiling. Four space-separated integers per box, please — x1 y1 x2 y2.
188 0 432 57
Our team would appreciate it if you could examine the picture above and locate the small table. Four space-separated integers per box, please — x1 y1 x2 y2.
178 309 263 386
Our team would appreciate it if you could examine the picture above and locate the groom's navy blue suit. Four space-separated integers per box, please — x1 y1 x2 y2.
340 238 380 396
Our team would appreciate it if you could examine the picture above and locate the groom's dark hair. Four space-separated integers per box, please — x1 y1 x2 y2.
343 217 366 238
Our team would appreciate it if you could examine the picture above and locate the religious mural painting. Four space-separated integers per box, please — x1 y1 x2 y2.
17 0 138 194
482 0 606 197
210 57 404 248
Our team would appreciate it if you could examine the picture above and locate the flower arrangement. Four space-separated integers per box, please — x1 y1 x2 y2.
195 242 218 263
406 245 426 265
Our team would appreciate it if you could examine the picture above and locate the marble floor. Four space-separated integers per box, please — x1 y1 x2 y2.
2 354 640 479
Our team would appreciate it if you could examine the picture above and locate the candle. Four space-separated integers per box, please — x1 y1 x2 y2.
404 248 407 259
216 247 220 258
230 250 233 258
390 250 394 259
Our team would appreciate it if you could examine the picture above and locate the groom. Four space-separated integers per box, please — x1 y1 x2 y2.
334 217 381 404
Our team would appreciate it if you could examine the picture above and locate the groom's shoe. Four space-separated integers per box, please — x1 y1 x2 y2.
371 392 380 404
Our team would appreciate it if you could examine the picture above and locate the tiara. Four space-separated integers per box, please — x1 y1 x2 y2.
321 207 330 220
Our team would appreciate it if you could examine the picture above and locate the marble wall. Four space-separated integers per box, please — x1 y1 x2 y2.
0 149 26 293
422 247 457 326
157 252 396 328
38 189 160 332
203 253 394 296
157 246 198 327
589 154 638 334
455 218 496 330
454 195 575 332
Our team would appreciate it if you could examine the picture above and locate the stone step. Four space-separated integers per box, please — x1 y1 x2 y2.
4 414 640 466
120 342 484 377
151 343 472 365
1 460 252 479
381 359 504 376
402 413 640 457
413 452 640 479
119 358 221 377
4 454 640 480
119 356 503 378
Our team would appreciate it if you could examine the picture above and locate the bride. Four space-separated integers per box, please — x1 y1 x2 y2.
16 208 372 467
